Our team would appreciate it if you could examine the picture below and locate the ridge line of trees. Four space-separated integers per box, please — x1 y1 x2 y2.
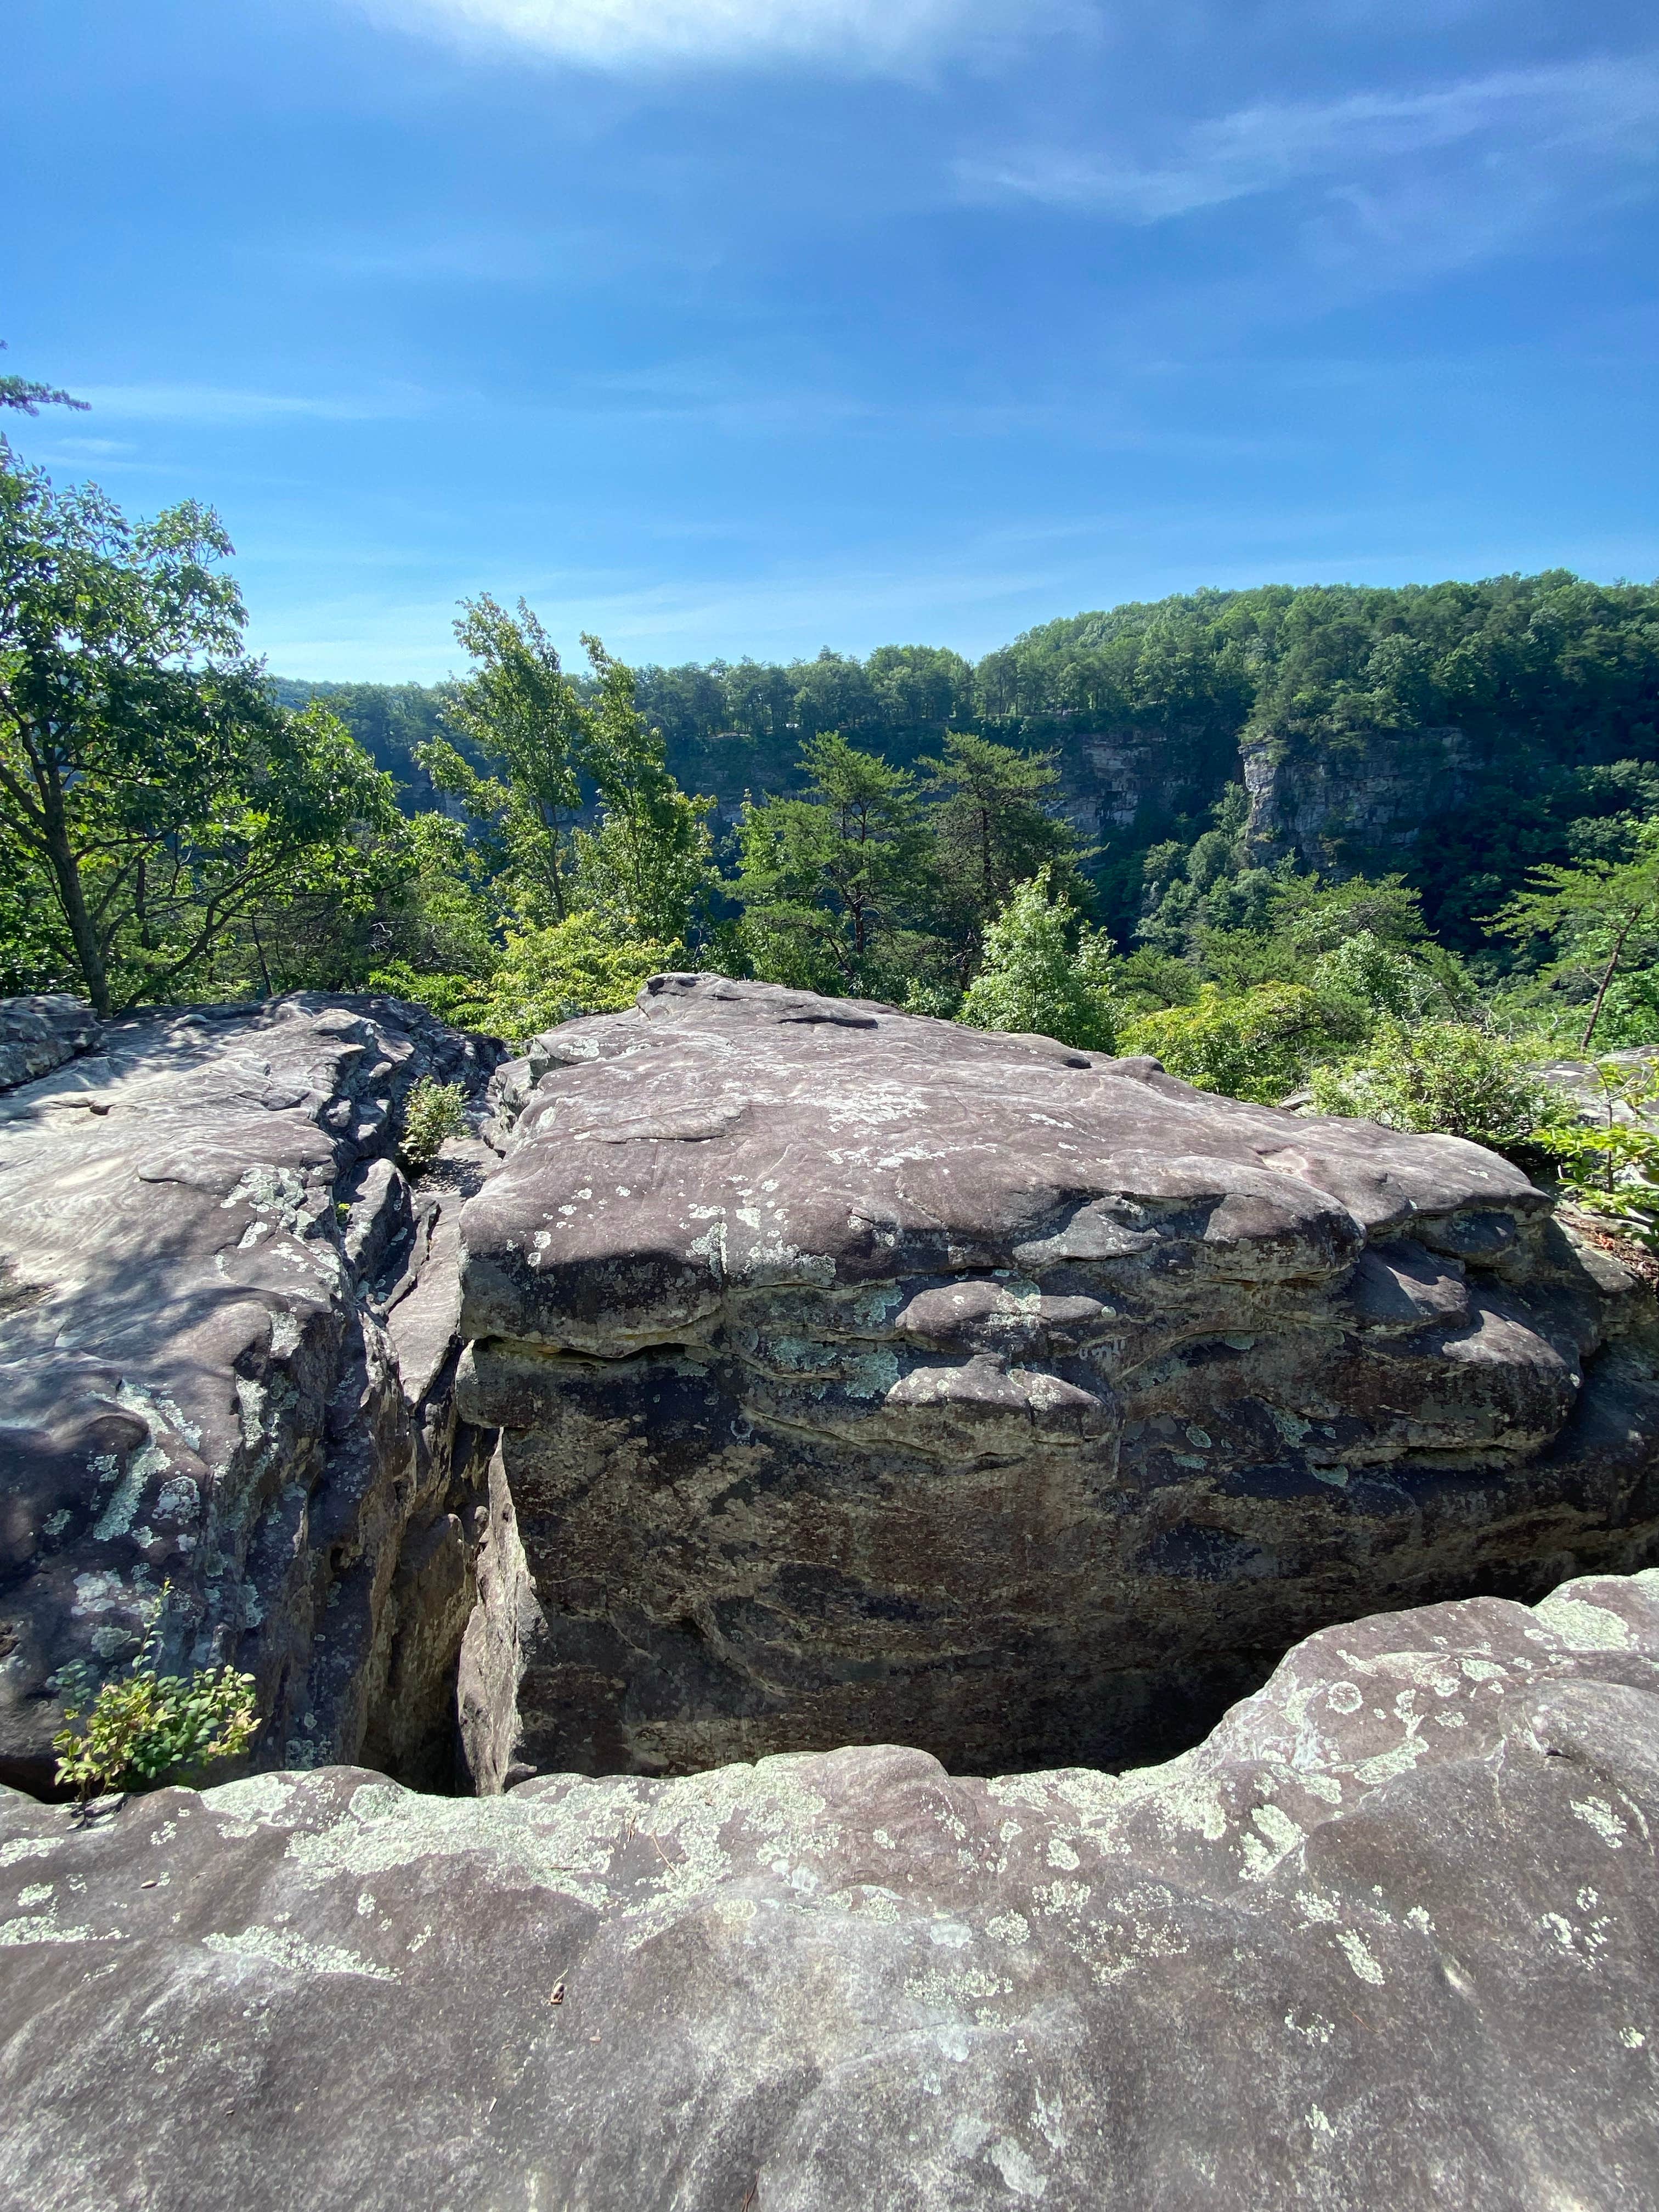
8 353 1659 1189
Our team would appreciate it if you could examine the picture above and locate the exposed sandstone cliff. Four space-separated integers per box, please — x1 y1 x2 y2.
969 712 1506 883
1240 721 1494 874
458 974 1659 1780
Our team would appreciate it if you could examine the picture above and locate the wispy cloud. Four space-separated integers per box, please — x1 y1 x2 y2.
968 54 1659 219
75 382 432 425
27 436 136 460
290 230 557 284
350 0 1061 74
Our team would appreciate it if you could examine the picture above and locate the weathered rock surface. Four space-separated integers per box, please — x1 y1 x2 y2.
0 995 102 1094
3 1566 1656 2211
459 974 1659 1779
0 994 517 1796
1538 1046 1659 1124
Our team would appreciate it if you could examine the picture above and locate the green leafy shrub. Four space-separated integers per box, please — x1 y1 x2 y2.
474 912 682 1043
1531 1058 1659 1230
1121 981 1359 1103
53 1589 257 1799
1308 929 1469 1023
1310 1020 1553 1148
957 870 1115 1052
398 1075 467 1166
366 958 495 1032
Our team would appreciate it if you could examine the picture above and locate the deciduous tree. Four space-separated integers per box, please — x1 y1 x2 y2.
0 451 394 1014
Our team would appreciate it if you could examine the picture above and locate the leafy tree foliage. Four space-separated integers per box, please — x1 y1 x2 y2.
1310 1022 1553 1149
574 634 714 944
476 913 681 1041
957 870 1114 1052
0 339 87 419
921 733 1082 983
421 595 589 924
732 734 934 997
1492 827 1659 1049
0 449 397 1014
1121 983 1364 1104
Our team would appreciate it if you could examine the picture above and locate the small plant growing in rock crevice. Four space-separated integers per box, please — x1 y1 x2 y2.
398 1076 467 1168
52 1585 258 1801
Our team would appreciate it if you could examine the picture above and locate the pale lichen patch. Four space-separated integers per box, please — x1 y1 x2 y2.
204 1926 399 1981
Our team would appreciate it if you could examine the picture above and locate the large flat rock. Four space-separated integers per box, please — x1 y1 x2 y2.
3 1567 1656 2210
0 994 506 1793
458 975 1659 1777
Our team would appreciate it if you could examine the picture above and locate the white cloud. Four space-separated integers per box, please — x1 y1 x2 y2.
350 0 1052 72
968 54 1659 218
29 436 136 459
74 382 431 425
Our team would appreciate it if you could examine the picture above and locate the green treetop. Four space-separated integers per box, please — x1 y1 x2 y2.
920 732 1082 984
574 634 714 945
0 448 396 1014
733 732 933 997
1492 828 1659 1050
422 594 589 924
957 869 1116 1053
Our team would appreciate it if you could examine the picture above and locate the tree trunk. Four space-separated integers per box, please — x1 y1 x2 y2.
1581 926 1633 1051
250 918 273 997
43 823 110 1017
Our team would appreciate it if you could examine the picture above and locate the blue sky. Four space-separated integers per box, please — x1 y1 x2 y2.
4 0 1657 680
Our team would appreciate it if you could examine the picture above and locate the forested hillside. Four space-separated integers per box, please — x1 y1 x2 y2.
281 574 1659 947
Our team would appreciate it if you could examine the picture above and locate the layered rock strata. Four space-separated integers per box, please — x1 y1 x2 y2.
459 974 1659 1778
3 1568 1656 2210
0 993 519 1795
0 994 103 1092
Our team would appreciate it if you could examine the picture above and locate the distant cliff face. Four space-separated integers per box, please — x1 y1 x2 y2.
1240 723 1493 873
1048 723 1234 844
928 707 1515 894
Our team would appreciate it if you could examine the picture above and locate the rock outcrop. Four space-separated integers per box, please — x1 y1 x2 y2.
459 974 1659 1780
0 993 520 1796
1240 723 1493 875
0 995 102 1093
3 1566 1656 2210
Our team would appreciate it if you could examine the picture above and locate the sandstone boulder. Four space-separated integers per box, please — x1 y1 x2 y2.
0 994 516 1795
458 974 1659 1779
2 1567 1655 2210
0 994 102 1093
